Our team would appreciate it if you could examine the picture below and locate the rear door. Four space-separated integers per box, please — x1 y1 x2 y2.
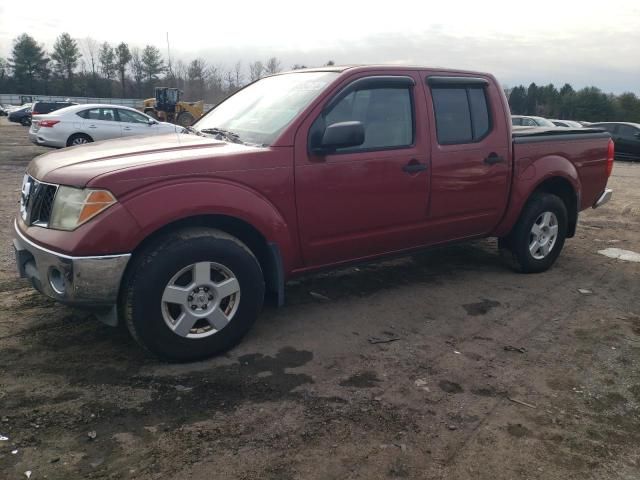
294 73 432 266
421 74 511 241
79 107 122 141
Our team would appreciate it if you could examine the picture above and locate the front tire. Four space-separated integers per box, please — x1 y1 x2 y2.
501 193 568 273
120 228 265 362
176 112 196 127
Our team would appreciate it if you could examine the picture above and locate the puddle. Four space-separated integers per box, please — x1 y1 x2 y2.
598 248 640 263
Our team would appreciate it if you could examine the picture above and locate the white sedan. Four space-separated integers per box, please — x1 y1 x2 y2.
28 104 182 148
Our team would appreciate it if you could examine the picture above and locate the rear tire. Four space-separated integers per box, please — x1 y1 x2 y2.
120 228 265 362
67 133 93 147
501 193 568 273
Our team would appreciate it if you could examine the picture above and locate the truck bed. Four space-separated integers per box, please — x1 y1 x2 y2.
512 126 608 141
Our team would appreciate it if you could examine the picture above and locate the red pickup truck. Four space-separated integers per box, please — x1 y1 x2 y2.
14 65 614 361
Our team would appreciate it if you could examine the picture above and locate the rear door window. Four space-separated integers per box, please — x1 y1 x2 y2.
616 125 639 138
78 108 117 121
431 86 491 144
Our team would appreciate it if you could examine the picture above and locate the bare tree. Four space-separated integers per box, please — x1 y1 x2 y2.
249 61 264 82
187 58 208 100
81 37 99 95
264 57 281 75
130 47 145 97
234 61 244 88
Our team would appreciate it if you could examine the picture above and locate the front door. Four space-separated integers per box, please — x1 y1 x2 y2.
117 108 157 137
294 73 432 267
420 74 512 242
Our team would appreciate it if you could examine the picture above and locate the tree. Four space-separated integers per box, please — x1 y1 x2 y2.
51 33 81 93
233 61 243 88
10 34 48 92
115 42 132 97
326 60 335 66
525 83 538 115
130 47 145 97
141 45 164 87
249 61 264 82
508 85 527 114
187 58 207 99
81 37 99 95
99 42 116 95
264 57 281 75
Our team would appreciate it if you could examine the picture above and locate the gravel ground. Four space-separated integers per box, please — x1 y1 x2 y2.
0 117 639 480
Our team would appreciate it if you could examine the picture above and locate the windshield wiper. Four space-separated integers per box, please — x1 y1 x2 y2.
183 125 204 136
199 127 243 144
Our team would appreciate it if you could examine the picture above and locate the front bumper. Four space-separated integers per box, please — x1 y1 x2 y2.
593 188 613 209
13 220 131 307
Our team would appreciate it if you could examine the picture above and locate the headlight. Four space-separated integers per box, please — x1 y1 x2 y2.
49 186 116 231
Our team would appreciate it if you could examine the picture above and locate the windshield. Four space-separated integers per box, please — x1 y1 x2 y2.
195 71 339 146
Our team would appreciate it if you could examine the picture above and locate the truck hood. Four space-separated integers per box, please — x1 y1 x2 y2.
28 133 257 187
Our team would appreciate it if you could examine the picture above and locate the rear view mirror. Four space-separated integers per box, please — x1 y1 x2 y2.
312 121 365 154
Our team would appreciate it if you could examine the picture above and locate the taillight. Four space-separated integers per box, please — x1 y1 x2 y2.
606 138 614 177
39 120 60 128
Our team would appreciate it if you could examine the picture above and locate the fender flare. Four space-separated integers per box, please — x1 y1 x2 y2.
493 155 580 238
120 179 297 274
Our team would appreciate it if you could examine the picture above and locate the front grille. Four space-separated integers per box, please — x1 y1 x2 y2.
20 175 58 227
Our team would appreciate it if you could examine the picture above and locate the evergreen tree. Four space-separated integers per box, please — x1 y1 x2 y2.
9 34 48 92
525 83 538 115
51 33 81 93
141 45 164 87
115 43 132 97
508 86 527 114
98 42 116 95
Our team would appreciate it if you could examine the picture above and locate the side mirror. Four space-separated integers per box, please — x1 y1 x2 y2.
147 117 157 125
635 132 640 139
312 121 365 154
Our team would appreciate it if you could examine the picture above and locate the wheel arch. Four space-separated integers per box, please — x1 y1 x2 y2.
67 132 93 146
530 176 579 238
125 214 285 307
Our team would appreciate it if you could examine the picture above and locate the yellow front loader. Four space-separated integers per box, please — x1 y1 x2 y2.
142 87 204 127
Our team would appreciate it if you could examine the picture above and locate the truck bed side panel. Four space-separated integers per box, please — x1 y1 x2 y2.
492 134 610 237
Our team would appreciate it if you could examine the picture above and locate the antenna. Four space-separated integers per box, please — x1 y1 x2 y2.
166 32 173 78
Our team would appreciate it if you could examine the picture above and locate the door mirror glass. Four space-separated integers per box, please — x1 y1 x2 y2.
313 121 365 153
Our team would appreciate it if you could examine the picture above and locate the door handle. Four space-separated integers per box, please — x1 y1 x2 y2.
123 127 132 131
484 152 505 165
402 161 427 174
88 125 97 129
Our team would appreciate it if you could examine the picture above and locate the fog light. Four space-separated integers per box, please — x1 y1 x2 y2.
49 268 66 295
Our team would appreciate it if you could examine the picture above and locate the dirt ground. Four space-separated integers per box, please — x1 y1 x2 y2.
0 117 638 480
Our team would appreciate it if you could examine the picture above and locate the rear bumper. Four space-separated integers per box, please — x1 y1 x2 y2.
13 220 131 307
593 189 613 209
28 130 65 148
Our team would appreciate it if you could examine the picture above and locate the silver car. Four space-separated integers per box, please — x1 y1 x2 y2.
29 103 181 148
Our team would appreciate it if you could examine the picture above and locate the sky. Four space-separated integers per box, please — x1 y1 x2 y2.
1 0 639 93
